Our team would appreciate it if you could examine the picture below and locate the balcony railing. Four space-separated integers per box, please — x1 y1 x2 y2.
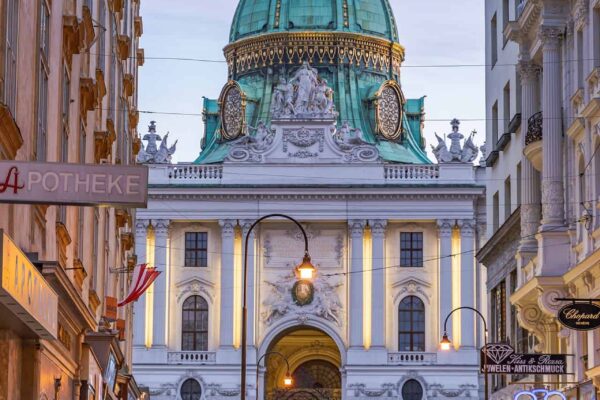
168 165 223 181
525 111 542 146
387 352 437 365
167 351 216 364
384 165 440 181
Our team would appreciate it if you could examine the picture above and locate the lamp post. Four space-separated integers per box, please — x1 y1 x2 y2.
240 214 315 400
256 351 293 400
440 306 489 400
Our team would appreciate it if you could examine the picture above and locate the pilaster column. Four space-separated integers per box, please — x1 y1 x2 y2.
219 219 236 349
133 219 149 347
458 219 475 349
539 26 565 228
241 220 256 347
517 60 542 254
438 219 454 341
152 219 169 348
369 219 387 349
348 219 366 348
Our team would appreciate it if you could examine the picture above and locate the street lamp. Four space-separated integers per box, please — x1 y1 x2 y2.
440 306 489 400
256 351 294 400
241 214 315 400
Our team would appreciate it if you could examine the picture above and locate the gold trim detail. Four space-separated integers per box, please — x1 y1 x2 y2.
218 81 247 141
374 80 405 141
274 0 281 29
224 31 404 77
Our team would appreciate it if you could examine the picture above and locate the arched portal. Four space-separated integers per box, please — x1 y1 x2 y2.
263 327 341 400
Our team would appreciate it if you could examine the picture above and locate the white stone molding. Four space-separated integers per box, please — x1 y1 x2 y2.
349 219 367 237
516 60 541 83
392 277 432 305
456 218 475 237
437 219 454 237
369 219 388 238
516 304 547 352
175 276 216 304
574 0 589 30
153 219 170 236
135 218 150 235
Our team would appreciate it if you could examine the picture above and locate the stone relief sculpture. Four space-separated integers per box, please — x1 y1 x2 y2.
333 122 380 162
137 121 178 164
271 61 337 119
431 119 479 164
335 121 366 147
262 271 343 326
225 121 276 162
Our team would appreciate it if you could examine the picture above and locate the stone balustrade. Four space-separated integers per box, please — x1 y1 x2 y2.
384 165 440 181
167 351 216 364
387 352 437 365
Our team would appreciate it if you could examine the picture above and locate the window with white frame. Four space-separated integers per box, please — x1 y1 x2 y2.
185 232 208 267
398 296 425 352
97 0 106 73
36 0 50 161
400 232 423 267
181 296 208 351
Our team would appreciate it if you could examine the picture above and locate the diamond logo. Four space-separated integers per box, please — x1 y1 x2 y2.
483 343 514 364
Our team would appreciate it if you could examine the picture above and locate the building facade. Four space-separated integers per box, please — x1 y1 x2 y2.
0 0 145 399
132 1 487 400
480 0 600 398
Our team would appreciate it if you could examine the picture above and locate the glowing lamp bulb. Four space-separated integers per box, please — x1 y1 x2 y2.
296 254 316 280
440 333 452 351
283 375 293 387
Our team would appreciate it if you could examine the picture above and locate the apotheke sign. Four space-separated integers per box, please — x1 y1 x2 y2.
557 302 600 331
0 161 148 207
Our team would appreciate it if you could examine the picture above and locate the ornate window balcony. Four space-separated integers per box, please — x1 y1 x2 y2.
167 351 216 365
524 111 542 171
387 352 437 365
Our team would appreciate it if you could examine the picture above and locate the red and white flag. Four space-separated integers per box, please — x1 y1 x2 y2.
118 264 161 307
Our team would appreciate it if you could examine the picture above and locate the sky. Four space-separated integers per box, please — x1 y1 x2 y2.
138 0 486 163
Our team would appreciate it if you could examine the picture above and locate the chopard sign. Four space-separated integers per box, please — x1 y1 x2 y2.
557 303 600 331
0 161 148 207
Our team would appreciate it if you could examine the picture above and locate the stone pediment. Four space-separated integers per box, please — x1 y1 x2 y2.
225 119 380 164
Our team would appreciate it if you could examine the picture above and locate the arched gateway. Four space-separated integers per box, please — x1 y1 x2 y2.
262 327 342 400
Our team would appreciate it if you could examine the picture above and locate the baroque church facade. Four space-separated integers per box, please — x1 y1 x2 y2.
133 1 487 399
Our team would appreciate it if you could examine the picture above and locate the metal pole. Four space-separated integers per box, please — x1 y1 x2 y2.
255 351 292 400
241 214 310 400
442 306 488 400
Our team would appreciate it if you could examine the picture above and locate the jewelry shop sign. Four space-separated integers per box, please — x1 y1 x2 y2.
557 302 600 331
0 161 148 207
480 343 568 375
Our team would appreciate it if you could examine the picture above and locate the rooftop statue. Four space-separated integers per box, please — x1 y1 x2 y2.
137 121 178 164
271 62 338 119
431 119 479 164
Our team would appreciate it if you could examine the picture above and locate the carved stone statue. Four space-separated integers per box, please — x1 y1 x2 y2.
137 121 178 164
290 61 318 114
431 119 479 164
335 121 365 146
271 62 337 119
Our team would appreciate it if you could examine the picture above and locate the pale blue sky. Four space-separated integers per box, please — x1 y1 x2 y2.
138 0 486 163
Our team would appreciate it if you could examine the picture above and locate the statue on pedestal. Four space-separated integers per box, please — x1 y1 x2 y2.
137 121 178 164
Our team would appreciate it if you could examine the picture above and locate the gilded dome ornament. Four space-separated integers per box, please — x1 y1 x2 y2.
375 80 405 141
218 81 246 141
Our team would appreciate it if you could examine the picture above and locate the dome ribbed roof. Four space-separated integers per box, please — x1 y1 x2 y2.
229 0 399 43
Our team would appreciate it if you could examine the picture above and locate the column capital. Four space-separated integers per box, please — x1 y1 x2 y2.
240 219 257 237
437 219 455 237
517 60 541 82
456 219 476 237
219 219 236 238
538 25 563 49
348 219 367 237
153 219 170 236
135 219 150 235
369 219 387 238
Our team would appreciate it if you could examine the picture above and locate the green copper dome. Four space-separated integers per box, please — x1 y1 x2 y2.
230 0 399 43
196 0 431 165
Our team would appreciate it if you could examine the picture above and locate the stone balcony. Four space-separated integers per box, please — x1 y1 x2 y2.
149 162 478 187
167 351 216 365
524 111 542 171
387 352 437 365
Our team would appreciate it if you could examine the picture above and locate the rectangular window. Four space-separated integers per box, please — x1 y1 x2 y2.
185 232 208 267
491 13 498 67
502 0 509 45
504 176 511 220
92 208 99 287
577 29 584 87
108 17 116 122
492 101 499 147
97 0 106 73
36 1 50 161
400 232 423 267
3 0 19 117
493 191 499 232
77 207 85 259
503 81 511 133
491 281 506 343
62 66 70 126
594 8 600 67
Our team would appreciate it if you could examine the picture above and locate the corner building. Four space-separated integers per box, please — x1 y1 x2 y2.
479 0 600 398
0 0 145 399
134 1 486 399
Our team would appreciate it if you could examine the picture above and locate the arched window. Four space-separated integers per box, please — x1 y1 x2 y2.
182 296 208 351
401 379 423 400
398 296 425 352
180 378 202 400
